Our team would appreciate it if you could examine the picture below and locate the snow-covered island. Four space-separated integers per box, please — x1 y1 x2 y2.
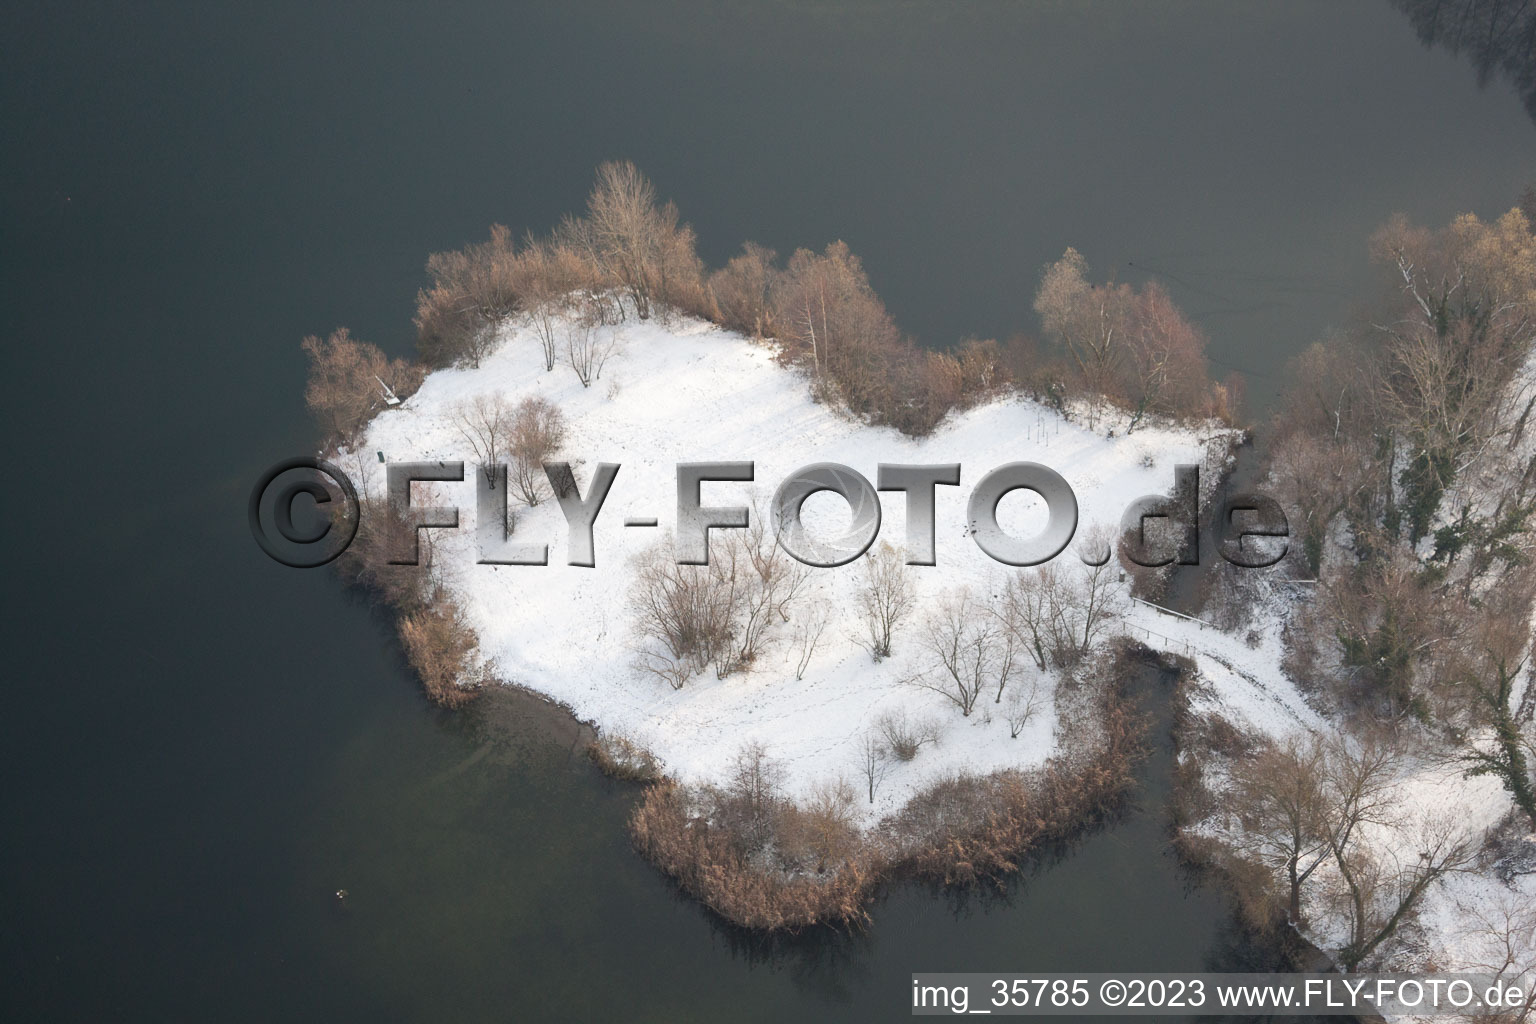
344 311 1227 821
307 176 1534 1006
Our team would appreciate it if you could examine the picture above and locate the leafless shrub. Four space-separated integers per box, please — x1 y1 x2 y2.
776 777 861 874
507 395 567 505
708 242 777 338
588 729 664 783
629 516 806 687
414 223 521 368
876 709 940 761
854 541 914 661
629 543 737 688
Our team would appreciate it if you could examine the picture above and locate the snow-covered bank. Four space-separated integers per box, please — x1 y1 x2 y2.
348 312 1230 822
1154 583 1536 1004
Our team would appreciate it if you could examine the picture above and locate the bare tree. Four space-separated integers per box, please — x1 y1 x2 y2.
770 241 905 421
856 730 891 804
999 553 1122 671
1033 248 1133 426
712 508 809 674
507 396 567 506
1294 736 1481 972
792 598 831 681
1368 208 1536 542
1321 737 1401 870
1231 735 1332 926
1000 565 1060 671
909 587 1019 717
1125 281 1214 429
1267 426 1374 574
1456 897 1536 1024
716 741 785 854
1003 681 1046 739
708 242 778 338
855 542 915 661
580 160 703 321
519 240 589 372
1323 549 1455 716
1034 248 1222 428
1074 549 1124 653
1332 813 1476 971
452 393 513 487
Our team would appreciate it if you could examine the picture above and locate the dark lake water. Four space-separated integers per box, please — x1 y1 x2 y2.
3 2 1531 1020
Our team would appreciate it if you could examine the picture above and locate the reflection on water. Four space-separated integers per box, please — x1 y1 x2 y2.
290 667 1316 1023
1392 0 1536 122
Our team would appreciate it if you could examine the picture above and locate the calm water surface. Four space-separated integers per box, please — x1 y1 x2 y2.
2 2 1531 1020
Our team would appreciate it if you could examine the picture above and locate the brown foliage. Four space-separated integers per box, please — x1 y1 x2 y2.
707 242 777 338
891 663 1142 884
626 647 1144 931
508 395 567 505
589 730 664 783
1033 248 1226 428
563 160 707 322
332 496 433 611
397 590 483 708
301 328 423 445
775 779 863 875
415 224 523 368
629 780 881 931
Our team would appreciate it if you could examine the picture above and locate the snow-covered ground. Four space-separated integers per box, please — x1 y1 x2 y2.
1148 587 1536 999
347 312 1227 821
